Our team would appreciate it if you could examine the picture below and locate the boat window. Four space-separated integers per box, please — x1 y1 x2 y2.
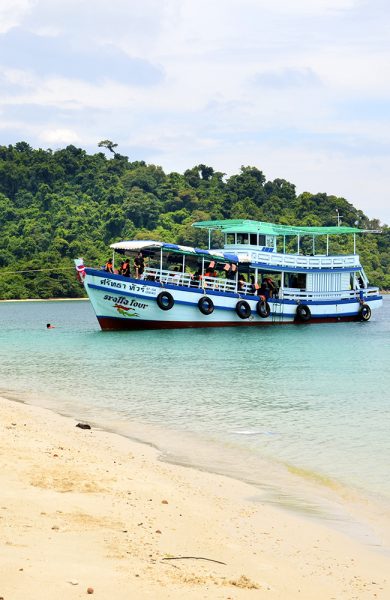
237 233 249 245
284 273 307 289
258 235 266 246
226 233 235 245
249 234 257 245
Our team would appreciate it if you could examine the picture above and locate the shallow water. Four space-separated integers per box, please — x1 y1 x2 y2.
1 296 389 535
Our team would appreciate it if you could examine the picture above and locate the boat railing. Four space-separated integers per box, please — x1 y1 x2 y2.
202 276 237 293
143 267 237 293
227 248 361 270
279 287 379 301
144 267 193 287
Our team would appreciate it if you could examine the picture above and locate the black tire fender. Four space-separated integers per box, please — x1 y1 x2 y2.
296 304 311 322
235 300 251 319
256 300 270 318
156 291 174 311
359 303 371 321
198 296 214 315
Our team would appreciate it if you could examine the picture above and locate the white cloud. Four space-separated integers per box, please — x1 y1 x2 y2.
0 0 390 223
39 127 80 144
0 0 34 33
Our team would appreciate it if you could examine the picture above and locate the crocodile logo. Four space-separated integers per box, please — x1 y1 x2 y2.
113 304 139 318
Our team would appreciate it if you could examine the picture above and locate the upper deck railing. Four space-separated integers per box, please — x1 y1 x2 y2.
223 246 361 270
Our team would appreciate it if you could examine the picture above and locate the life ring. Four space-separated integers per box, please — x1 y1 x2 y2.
235 300 251 319
198 296 214 315
359 303 371 321
156 291 174 311
296 304 311 322
256 300 270 318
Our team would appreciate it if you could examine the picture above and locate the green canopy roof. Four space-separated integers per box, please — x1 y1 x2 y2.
192 219 376 237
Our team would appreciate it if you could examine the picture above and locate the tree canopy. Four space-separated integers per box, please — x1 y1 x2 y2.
0 143 388 299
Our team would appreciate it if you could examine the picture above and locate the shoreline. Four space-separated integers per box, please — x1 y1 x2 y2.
1 395 389 599
4 388 390 555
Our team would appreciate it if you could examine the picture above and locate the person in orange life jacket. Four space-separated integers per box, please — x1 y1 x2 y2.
105 258 114 273
120 258 130 277
205 261 217 278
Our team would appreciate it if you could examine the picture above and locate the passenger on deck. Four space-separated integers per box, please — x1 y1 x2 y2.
120 258 130 277
133 252 145 279
226 263 237 280
205 261 217 278
264 277 276 298
249 275 257 295
258 280 267 297
238 274 246 291
104 258 114 273
223 263 231 278
191 269 202 287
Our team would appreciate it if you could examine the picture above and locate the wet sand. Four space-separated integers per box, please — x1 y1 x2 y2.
0 395 389 599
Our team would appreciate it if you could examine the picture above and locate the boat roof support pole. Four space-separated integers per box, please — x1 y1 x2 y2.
297 234 300 255
283 236 286 254
353 233 356 254
326 235 329 256
312 235 315 255
208 229 211 250
160 247 163 277
112 249 115 270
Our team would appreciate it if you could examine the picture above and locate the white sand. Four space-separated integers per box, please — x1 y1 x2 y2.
0 395 389 599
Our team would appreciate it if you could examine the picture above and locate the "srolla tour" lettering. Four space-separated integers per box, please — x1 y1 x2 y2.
104 295 148 310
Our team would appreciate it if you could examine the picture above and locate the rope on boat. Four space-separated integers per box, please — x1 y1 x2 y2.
0 267 75 275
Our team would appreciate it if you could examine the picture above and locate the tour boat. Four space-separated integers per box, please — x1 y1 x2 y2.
75 219 382 330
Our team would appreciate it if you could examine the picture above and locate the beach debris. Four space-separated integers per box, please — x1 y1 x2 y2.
161 499 168 504
87 587 94 594
155 529 162 534
162 556 227 565
76 423 91 430
228 575 259 589
68 581 79 586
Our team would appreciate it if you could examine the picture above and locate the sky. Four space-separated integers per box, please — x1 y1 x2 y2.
0 0 389 224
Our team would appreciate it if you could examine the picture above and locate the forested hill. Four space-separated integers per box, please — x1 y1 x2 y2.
0 142 388 299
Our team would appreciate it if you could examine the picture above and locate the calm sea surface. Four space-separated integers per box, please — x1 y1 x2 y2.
1 297 389 532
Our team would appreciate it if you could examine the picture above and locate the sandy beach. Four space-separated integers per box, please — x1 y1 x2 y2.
0 395 389 600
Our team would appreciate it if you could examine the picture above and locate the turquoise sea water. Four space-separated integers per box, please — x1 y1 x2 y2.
1 297 389 535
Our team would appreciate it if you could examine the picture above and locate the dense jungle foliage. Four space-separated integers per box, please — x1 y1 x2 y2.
0 141 388 299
